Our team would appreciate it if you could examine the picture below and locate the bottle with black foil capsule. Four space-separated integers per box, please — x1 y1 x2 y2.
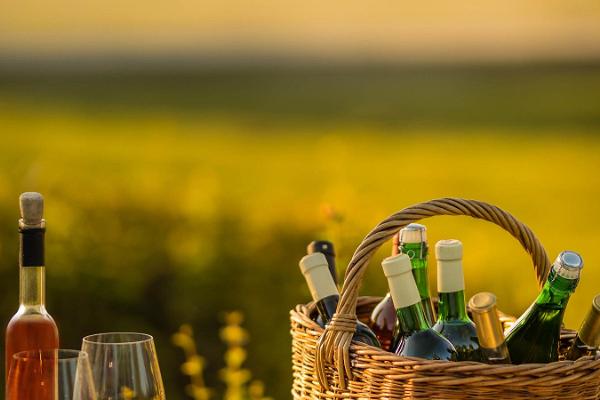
5 193 59 397
505 251 583 364
432 240 480 361
382 253 456 360
469 292 511 364
566 294 600 360
299 253 380 347
307 240 338 328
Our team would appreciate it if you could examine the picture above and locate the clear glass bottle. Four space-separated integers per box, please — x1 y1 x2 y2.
432 239 480 361
505 251 583 364
5 193 59 397
382 253 456 360
469 292 511 364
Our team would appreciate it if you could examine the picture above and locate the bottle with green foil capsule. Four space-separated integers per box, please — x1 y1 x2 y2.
469 292 511 364
505 251 583 364
299 253 380 347
432 239 480 361
566 294 600 360
383 253 456 360
399 224 436 326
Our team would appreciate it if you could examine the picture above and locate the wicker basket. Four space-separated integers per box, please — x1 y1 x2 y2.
290 198 600 399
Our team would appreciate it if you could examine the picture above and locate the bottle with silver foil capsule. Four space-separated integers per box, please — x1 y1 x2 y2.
566 294 600 360
382 254 456 360
505 251 583 364
299 253 380 347
469 292 511 364
432 240 480 361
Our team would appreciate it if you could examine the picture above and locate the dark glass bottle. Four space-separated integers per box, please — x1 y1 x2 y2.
299 253 380 347
5 193 59 398
506 251 583 364
469 292 511 364
432 240 480 361
566 294 600 360
382 253 456 360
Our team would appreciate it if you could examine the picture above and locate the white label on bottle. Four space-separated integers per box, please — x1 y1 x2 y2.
388 272 421 309
305 265 339 301
437 259 465 293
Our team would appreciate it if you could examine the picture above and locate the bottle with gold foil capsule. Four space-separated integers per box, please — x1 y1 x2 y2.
505 251 583 364
468 292 511 364
382 254 456 360
566 294 600 360
432 240 480 361
299 253 380 347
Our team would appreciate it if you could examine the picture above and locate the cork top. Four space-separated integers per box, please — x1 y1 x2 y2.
435 239 463 260
299 253 329 275
19 192 45 227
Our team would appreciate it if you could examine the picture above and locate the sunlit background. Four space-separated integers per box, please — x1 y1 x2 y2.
1 1 600 399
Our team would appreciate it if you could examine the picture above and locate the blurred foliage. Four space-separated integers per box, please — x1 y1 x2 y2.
0 63 600 399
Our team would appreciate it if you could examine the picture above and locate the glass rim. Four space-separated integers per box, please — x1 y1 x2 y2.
12 349 88 362
82 332 154 345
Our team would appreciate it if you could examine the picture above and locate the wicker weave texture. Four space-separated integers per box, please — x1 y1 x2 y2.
290 198 600 399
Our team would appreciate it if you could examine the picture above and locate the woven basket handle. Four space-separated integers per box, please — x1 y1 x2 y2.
315 197 551 390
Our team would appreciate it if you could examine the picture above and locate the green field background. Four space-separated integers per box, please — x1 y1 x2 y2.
1 63 600 399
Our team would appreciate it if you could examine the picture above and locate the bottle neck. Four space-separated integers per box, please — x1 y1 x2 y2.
438 290 470 321
316 294 339 324
19 227 46 308
401 242 430 300
396 303 430 334
535 269 578 309
20 266 46 307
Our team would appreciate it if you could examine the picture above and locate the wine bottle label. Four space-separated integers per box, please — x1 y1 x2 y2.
436 240 465 293
299 253 339 302
382 254 421 309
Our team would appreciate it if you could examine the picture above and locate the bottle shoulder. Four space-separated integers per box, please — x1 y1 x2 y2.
396 329 457 361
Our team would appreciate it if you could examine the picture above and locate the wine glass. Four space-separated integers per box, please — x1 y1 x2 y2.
81 332 165 400
7 349 96 400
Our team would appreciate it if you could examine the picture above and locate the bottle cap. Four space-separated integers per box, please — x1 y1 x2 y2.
299 253 338 302
579 294 600 348
307 240 335 257
468 292 505 349
435 239 462 260
436 239 464 293
381 254 421 309
19 192 45 228
399 223 427 244
552 251 583 279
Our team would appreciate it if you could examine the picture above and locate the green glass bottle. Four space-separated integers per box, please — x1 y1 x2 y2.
469 292 511 364
399 223 436 326
299 253 380 347
566 294 600 360
432 239 480 361
382 253 456 360
505 251 583 364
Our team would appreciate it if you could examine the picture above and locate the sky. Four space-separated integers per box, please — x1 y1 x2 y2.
1 1 600 62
